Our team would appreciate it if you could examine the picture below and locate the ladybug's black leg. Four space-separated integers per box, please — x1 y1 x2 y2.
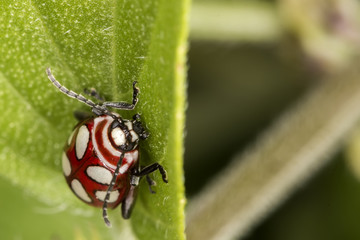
73 110 93 122
132 114 150 140
102 152 125 227
102 81 139 110
121 185 138 219
84 87 105 102
146 175 156 194
135 163 168 183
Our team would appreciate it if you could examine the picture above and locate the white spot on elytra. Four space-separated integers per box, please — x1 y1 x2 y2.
86 166 112 185
95 190 120 203
71 179 91 203
67 128 76 145
62 152 71 177
111 127 125 146
75 125 90 160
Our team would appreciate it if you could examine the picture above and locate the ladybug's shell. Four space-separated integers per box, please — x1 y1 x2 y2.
62 115 139 209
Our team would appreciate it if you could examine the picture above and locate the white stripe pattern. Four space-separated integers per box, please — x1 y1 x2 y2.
92 116 139 171
92 116 121 169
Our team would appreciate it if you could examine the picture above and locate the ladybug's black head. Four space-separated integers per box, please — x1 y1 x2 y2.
132 114 149 140
109 114 148 152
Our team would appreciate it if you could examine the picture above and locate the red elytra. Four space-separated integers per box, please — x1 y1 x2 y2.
63 115 139 209
46 68 168 227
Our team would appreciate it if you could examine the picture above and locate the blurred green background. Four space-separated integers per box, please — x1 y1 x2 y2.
185 0 360 239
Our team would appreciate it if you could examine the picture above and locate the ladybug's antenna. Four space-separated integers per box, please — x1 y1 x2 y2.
103 152 125 227
46 68 140 118
47 68 118 119
46 68 99 110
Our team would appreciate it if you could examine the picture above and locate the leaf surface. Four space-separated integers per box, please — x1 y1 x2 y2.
0 0 188 239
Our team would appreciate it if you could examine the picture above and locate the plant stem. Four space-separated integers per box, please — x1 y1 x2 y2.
186 69 360 240
190 1 281 42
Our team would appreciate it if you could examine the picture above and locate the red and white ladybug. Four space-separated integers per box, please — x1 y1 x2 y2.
46 68 168 227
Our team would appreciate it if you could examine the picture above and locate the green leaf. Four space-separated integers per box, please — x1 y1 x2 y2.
0 0 188 239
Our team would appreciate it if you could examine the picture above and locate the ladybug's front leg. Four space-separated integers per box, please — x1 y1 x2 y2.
135 163 168 183
103 81 139 110
121 163 168 218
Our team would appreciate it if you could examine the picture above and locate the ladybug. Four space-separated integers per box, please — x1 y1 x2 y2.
46 68 168 227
